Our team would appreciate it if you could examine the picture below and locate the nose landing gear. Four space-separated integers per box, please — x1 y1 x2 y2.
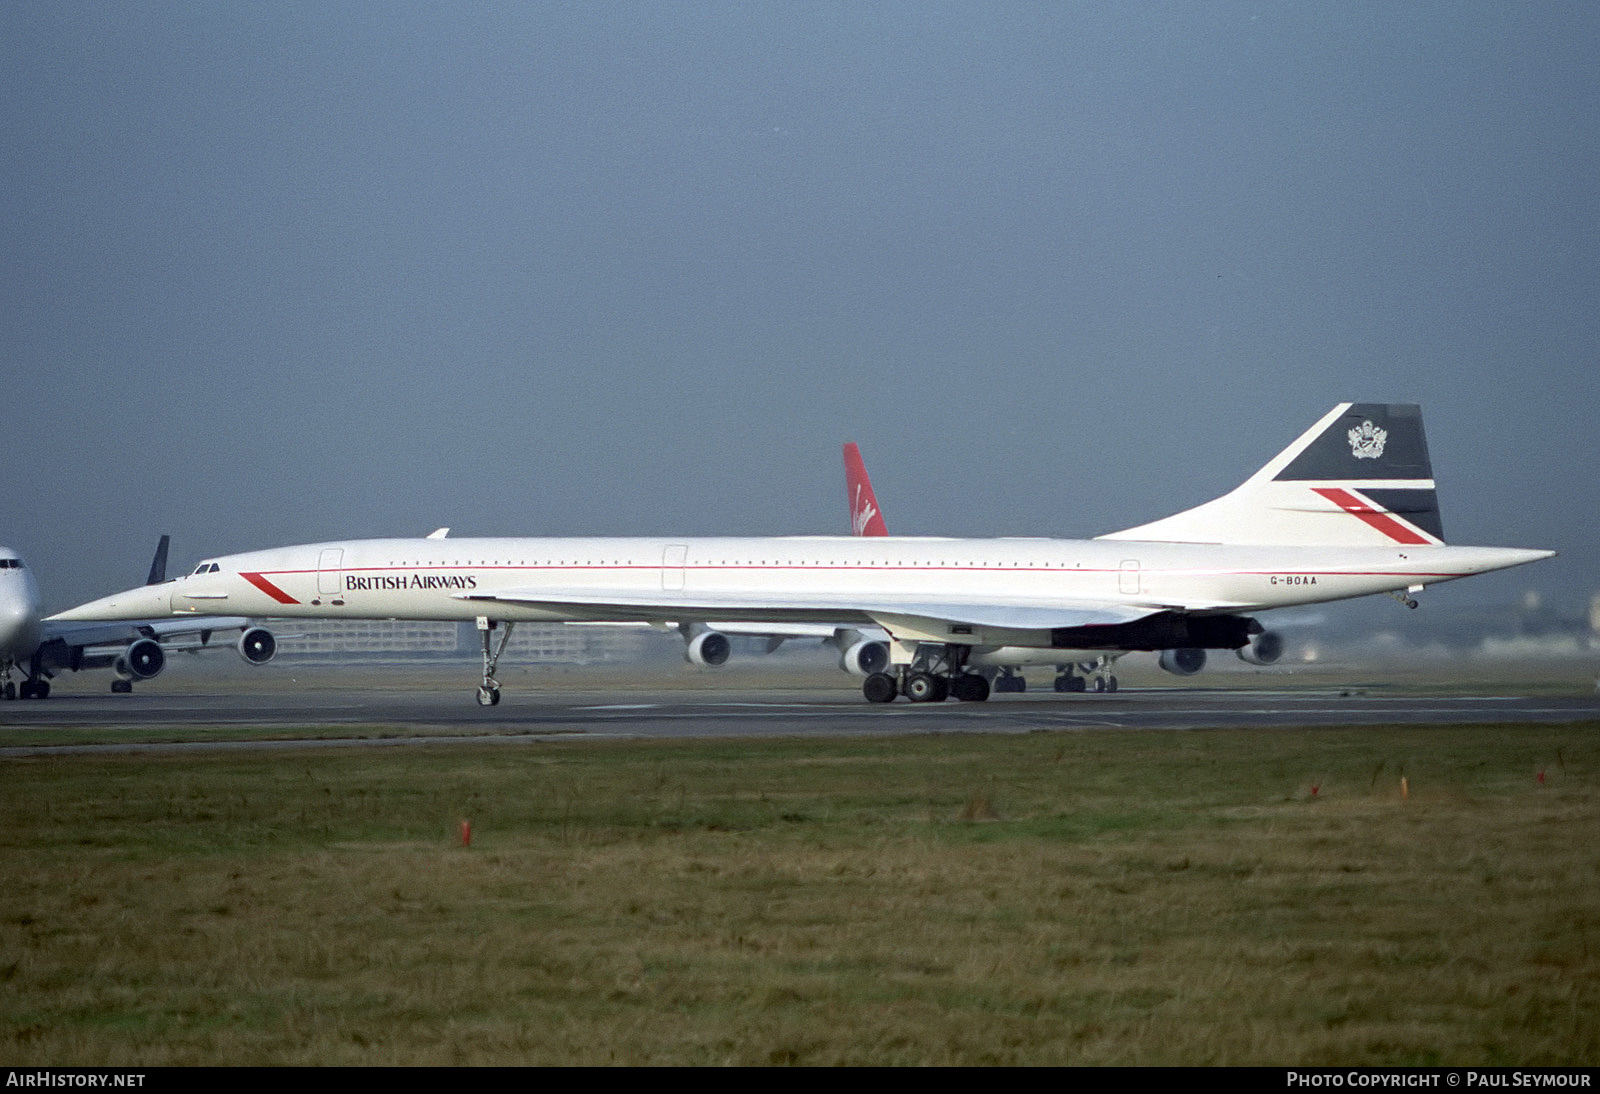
474 617 513 706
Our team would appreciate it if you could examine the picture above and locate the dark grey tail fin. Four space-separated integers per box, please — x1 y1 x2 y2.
145 535 171 585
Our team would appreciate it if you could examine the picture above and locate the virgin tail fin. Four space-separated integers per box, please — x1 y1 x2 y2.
843 443 890 536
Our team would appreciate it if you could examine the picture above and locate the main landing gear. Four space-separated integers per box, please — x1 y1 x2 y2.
863 670 992 703
992 669 1026 693
2 656 52 700
862 651 1125 703
1053 657 1117 693
2 679 50 699
3 678 50 699
861 645 991 704
475 617 514 706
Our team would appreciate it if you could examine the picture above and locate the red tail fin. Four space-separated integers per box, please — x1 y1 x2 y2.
843 443 889 536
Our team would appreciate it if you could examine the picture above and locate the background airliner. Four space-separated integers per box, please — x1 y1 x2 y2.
1 538 277 699
670 442 893 676
52 405 1552 705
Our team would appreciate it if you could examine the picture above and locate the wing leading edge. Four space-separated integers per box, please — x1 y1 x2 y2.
457 586 1160 633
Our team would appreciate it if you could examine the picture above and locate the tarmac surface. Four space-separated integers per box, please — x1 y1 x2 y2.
3 661 1597 755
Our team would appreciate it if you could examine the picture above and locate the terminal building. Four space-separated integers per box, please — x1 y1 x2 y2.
270 618 664 663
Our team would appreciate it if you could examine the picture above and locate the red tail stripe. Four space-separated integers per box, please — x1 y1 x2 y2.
1312 488 1431 545
241 571 301 604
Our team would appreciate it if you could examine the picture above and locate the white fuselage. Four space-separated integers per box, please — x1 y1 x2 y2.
0 550 43 667
55 534 1548 651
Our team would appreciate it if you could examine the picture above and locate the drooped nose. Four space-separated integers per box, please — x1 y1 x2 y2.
45 580 174 622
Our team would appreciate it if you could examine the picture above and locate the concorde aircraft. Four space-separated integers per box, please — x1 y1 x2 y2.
50 405 1553 705
1 538 277 698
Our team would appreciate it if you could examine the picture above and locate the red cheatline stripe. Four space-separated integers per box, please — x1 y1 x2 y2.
240 572 301 604
1312 487 1431 545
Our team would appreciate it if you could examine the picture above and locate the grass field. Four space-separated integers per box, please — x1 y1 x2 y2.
3 720 1599 1065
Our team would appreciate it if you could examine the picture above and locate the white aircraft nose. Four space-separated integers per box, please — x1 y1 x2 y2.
47 582 174 622
1475 547 1558 573
0 596 39 655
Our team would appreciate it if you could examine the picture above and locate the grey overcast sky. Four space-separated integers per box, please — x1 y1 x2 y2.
4 2 1596 617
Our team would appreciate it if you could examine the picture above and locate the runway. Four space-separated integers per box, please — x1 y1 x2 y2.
3 665 1597 755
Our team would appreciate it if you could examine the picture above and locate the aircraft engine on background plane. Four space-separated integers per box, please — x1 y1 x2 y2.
115 637 166 681
1236 631 1285 666
237 626 277 665
1157 647 1207 676
836 632 890 677
684 628 732 667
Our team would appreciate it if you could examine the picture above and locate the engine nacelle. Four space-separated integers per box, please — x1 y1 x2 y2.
237 627 277 665
838 639 890 677
118 638 166 680
1157 647 1207 676
684 629 732 667
1236 630 1284 666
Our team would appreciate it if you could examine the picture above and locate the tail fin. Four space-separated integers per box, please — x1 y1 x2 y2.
145 534 171 585
1099 403 1445 547
843 443 890 536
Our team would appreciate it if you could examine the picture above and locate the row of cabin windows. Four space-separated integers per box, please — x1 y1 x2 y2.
380 559 1075 569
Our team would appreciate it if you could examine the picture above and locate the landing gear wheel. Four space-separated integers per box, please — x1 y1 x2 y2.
862 672 898 704
476 686 501 707
904 672 948 703
951 674 990 702
1105 675 1118 693
111 680 132 695
994 673 1025 693
1054 674 1086 693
